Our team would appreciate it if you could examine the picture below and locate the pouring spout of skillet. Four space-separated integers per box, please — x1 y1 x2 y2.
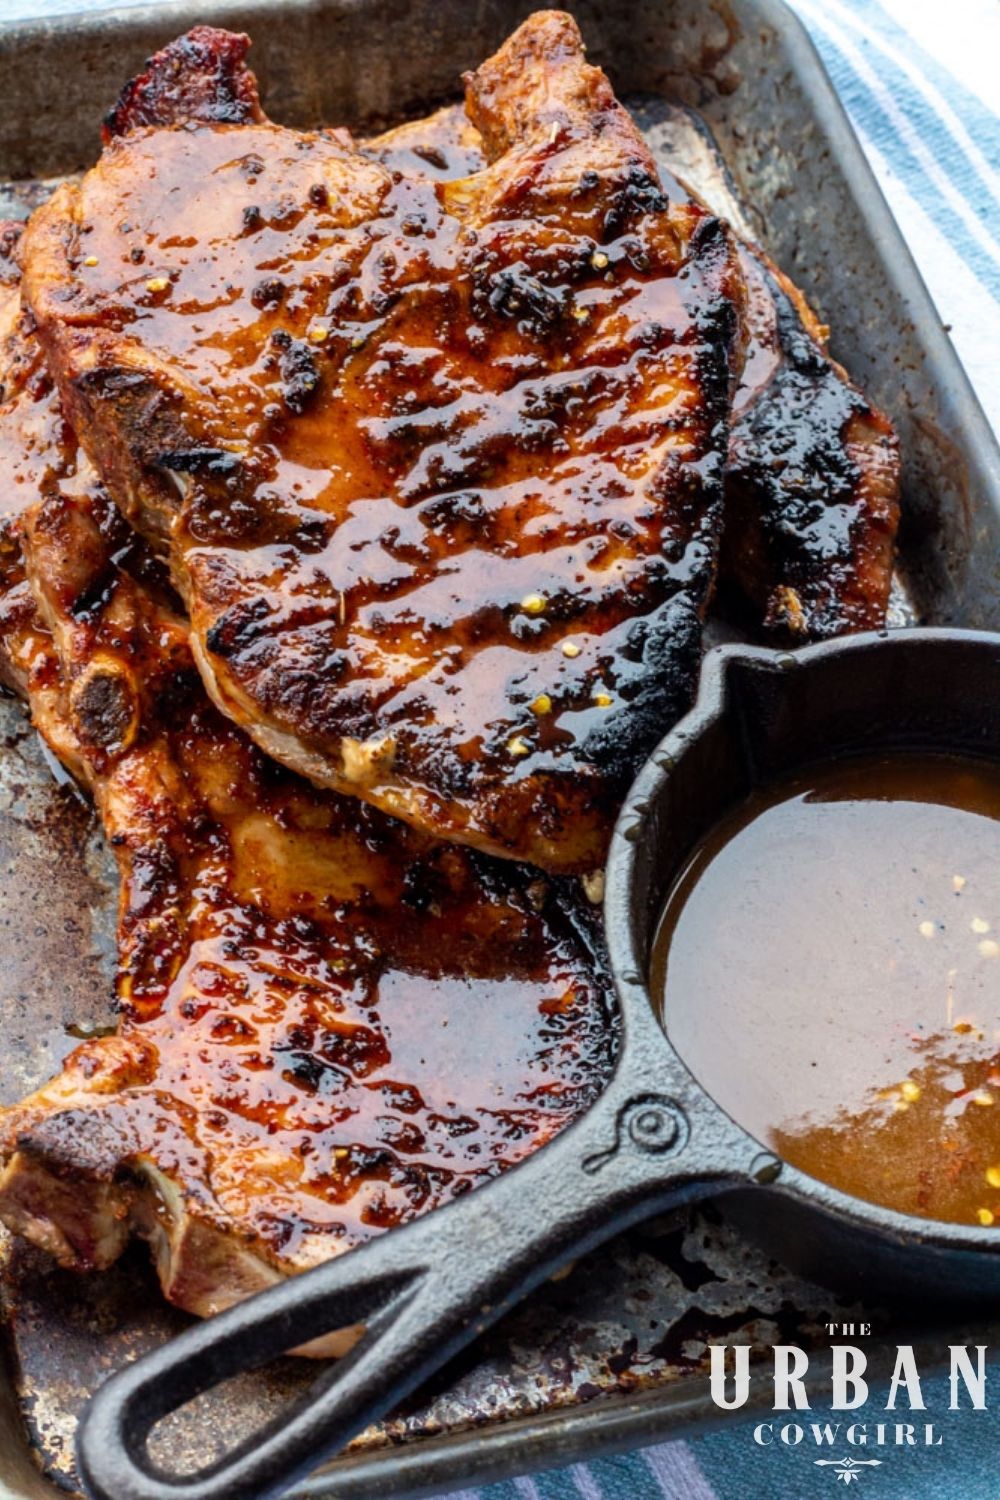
77 630 1000 1500
606 627 1000 1300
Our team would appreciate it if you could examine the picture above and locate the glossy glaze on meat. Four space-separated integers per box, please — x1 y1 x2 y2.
721 247 900 639
0 259 615 1344
23 12 746 873
0 486 614 1337
0 222 97 760
369 105 901 643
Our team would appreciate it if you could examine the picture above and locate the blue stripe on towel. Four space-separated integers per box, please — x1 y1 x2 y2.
850 0 1000 173
821 3 1000 230
795 0 1000 298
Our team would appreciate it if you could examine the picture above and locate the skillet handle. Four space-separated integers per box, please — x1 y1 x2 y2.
77 1081 758 1500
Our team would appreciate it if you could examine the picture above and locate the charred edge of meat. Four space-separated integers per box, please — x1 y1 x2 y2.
103 26 264 141
204 596 274 661
15 1109 129 1182
722 254 898 639
686 215 747 410
74 367 184 462
560 214 735 783
577 587 708 785
70 366 192 534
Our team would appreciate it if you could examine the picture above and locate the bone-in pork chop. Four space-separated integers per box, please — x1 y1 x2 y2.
22 13 745 872
0 254 614 1347
368 105 901 643
0 485 613 1343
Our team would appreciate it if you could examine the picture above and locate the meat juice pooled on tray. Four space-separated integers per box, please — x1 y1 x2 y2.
653 753 1000 1225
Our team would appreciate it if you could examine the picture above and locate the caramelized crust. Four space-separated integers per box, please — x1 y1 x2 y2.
721 247 900 638
368 104 901 644
23 13 745 872
103 24 264 141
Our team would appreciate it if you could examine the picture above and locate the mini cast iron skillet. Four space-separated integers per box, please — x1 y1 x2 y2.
79 629 1000 1500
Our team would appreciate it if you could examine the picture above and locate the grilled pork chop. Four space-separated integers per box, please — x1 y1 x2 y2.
720 250 899 639
368 106 901 642
23 13 745 873
0 264 613 1341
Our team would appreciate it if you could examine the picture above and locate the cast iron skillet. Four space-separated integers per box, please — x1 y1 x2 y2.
77 628 1000 1500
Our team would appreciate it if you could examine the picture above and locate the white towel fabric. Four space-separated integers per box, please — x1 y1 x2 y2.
790 0 999 433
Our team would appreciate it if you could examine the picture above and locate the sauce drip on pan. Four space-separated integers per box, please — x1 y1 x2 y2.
652 753 1000 1225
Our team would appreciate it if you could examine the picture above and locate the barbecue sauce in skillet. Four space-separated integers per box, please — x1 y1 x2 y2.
652 752 1000 1225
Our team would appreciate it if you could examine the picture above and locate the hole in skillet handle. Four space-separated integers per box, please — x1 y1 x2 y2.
75 1067 760 1500
76 1250 431 1500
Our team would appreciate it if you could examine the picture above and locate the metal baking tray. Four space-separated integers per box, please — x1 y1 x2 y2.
0 0 998 1496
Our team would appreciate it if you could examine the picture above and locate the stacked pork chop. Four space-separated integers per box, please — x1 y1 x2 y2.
0 13 898 1339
